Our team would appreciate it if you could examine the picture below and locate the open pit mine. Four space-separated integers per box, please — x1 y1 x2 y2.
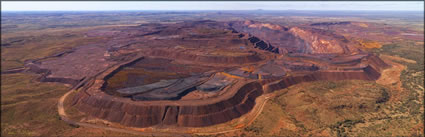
16 20 390 128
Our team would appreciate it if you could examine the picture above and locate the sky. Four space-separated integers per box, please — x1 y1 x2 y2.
1 1 424 11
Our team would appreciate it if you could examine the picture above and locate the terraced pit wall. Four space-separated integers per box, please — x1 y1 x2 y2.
71 54 389 128
264 65 381 93
264 55 389 93
147 49 264 65
72 81 264 127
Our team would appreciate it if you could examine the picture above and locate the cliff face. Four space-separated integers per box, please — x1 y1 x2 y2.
248 36 280 54
230 21 308 54
230 20 358 54
177 82 263 126
365 54 391 71
289 27 346 54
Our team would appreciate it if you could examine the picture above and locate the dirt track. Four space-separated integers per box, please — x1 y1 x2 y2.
376 55 409 102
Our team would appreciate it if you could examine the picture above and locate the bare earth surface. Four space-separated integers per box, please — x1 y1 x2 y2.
1 11 423 136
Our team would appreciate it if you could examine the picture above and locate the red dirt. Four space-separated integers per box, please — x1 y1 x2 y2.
12 20 390 128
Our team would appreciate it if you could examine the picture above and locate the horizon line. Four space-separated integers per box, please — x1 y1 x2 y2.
2 9 423 12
